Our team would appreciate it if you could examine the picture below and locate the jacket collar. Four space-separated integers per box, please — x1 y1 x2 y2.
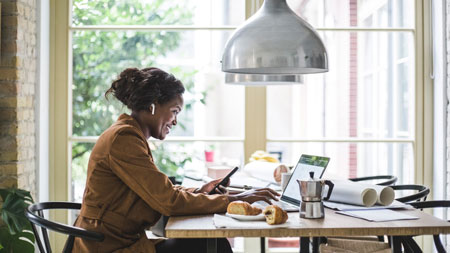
117 113 147 140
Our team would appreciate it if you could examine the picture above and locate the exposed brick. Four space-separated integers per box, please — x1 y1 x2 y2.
2 15 18 28
2 41 18 55
0 176 18 188
0 121 18 136
16 2 25 16
25 6 31 20
0 96 17 107
0 0 37 197
0 135 17 151
17 135 34 147
1 55 21 68
0 82 18 96
1 28 18 41
16 121 32 135
0 163 17 174
17 148 34 160
1 2 18 15
0 108 17 121
17 108 33 120
0 151 18 161
0 68 19 81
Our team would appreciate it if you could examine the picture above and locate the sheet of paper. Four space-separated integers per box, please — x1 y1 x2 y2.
324 200 413 211
213 214 301 229
229 172 272 188
336 209 419 222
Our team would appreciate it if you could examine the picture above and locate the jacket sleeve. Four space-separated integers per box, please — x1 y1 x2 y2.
108 128 229 216
173 185 198 193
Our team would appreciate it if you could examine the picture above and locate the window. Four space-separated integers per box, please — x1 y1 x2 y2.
69 0 246 203
266 0 416 184
52 0 430 251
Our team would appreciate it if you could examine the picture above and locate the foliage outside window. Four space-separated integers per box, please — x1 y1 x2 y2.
71 0 204 188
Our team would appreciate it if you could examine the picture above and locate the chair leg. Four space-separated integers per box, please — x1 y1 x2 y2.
260 237 265 253
433 235 446 253
402 236 422 253
30 223 46 253
63 235 75 253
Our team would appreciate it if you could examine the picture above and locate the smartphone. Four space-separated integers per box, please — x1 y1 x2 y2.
208 167 239 194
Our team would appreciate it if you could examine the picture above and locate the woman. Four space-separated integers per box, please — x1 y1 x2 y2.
73 67 279 252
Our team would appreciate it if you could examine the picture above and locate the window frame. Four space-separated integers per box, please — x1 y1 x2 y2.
50 0 433 251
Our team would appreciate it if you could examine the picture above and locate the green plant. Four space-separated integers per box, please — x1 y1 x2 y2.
0 188 35 253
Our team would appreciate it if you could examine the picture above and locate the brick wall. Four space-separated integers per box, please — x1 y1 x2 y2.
0 0 37 197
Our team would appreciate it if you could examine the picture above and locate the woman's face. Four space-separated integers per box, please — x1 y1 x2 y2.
150 94 184 140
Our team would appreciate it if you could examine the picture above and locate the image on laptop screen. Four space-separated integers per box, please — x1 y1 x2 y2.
281 154 330 206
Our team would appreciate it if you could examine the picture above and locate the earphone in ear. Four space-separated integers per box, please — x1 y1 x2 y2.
150 103 155 115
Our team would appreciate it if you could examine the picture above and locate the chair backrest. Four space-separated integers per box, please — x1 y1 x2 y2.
349 175 398 186
409 200 450 253
25 202 104 253
390 184 430 203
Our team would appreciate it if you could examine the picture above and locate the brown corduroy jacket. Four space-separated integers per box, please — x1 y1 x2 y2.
72 114 229 252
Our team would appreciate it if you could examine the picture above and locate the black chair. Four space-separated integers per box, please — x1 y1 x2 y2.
25 202 104 253
400 201 450 253
390 184 430 203
349 175 398 186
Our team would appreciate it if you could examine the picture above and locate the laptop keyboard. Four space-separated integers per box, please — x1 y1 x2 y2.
253 200 299 212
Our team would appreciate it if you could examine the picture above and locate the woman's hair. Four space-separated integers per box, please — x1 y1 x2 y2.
105 67 185 111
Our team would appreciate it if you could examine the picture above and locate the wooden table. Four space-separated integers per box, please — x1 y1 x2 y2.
165 208 450 253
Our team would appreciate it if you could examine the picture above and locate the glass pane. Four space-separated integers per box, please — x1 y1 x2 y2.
72 30 244 137
267 32 415 139
72 0 245 26
71 142 94 203
71 141 244 202
288 0 414 28
266 142 414 184
152 141 244 180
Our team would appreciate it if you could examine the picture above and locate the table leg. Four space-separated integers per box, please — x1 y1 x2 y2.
300 237 310 253
206 238 217 253
390 236 402 253
260 237 265 253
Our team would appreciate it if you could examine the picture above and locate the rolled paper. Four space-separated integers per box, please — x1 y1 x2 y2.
372 185 395 206
327 180 379 207
327 180 396 207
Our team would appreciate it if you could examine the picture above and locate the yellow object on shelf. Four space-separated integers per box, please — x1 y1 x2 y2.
249 150 280 163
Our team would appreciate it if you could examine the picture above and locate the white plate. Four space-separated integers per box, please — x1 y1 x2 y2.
225 212 266 221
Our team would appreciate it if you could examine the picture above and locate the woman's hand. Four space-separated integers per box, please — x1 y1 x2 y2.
197 177 230 195
228 188 280 204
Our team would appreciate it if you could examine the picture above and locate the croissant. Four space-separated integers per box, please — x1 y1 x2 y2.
263 205 288 225
227 201 262 216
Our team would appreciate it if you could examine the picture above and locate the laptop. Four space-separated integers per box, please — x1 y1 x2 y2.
255 154 330 212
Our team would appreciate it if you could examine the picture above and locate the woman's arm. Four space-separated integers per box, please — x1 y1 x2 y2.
109 129 230 216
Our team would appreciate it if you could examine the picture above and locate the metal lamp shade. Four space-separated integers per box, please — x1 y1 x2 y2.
221 0 328 84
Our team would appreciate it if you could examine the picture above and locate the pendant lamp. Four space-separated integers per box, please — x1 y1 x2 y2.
221 0 328 85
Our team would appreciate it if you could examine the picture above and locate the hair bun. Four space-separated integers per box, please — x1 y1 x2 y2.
120 68 140 84
105 67 185 111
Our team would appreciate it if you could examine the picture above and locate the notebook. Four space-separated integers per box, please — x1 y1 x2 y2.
255 154 330 212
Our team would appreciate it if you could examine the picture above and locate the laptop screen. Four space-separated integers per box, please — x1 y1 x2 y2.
280 154 330 206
